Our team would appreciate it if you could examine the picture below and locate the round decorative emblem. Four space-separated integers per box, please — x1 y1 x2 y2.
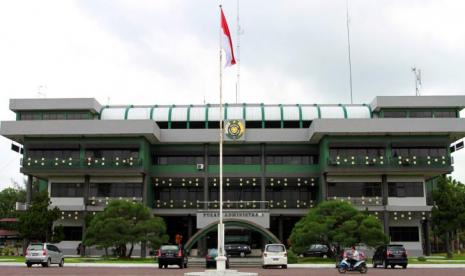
225 120 245 140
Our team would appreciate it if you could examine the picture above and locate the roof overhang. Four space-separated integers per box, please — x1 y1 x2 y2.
10 98 102 114
370 96 465 112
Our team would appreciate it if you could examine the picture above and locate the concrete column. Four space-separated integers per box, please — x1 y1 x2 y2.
319 173 326 202
140 173 148 258
260 143 266 207
383 210 390 238
81 175 90 257
278 216 283 242
424 218 431 256
204 144 209 205
26 175 33 204
381 175 388 206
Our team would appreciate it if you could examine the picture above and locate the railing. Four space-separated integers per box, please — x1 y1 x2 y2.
198 201 269 209
327 155 451 168
22 157 143 169
87 197 142 207
328 196 382 206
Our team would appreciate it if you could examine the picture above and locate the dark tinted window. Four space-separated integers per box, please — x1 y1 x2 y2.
328 182 382 197
435 111 456 118
63 227 82 241
51 183 84 197
20 112 41 120
155 156 203 165
89 183 142 197
392 147 447 158
409 111 432 118
388 182 424 197
266 155 317 165
390 227 419 242
383 111 407 118
209 156 260 165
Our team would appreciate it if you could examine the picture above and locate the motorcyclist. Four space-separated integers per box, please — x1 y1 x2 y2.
347 246 360 268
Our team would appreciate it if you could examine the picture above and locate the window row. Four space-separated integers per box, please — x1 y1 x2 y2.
156 120 313 129
27 150 80 159
329 148 385 159
382 110 457 118
153 155 319 165
51 183 83 197
89 183 142 198
392 147 447 158
20 111 92 120
388 182 424 197
85 149 139 159
389 227 419 242
328 182 381 197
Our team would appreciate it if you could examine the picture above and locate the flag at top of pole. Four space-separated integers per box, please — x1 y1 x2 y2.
220 6 236 67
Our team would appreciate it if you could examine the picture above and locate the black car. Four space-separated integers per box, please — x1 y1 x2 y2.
224 243 251 257
205 249 230 269
157 245 188 269
372 244 408 269
303 244 334 258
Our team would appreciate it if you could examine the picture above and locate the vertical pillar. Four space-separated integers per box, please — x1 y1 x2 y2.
81 175 90 257
204 144 209 205
187 215 193 240
260 143 266 206
26 175 33 204
319 173 326 202
278 216 284 242
140 173 148 258
381 175 388 206
383 211 390 238
424 218 431 256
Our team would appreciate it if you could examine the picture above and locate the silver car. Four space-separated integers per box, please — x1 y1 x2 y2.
25 243 64 267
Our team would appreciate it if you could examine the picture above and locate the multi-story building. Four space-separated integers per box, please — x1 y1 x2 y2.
1 96 464 256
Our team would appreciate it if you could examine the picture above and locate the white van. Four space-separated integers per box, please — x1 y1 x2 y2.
262 244 287 269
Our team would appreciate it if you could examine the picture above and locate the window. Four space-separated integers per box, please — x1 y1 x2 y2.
389 227 419 242
383 111 407 118
327 182 382 197
20 112 41 120
209 156 260 165
266 155 317 165
51 183 83 197
62 227 83 241
329 148 385 160
409 111 432 118
43 112 66 120
392 147 447 158
85 149 139 160
67 112 91 120
89 183 142 197
388 182 424 197
28 149 80 159
246 121 262 128
155 156 203 165
435 110 456 118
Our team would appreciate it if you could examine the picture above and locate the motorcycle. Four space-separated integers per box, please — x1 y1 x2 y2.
337 258 368 274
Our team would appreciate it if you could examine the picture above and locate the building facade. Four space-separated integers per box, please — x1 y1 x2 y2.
1 96 465 256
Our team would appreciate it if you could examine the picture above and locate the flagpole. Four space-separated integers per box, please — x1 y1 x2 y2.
217 4 226 272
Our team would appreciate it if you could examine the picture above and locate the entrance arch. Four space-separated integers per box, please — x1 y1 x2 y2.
184 218 280 252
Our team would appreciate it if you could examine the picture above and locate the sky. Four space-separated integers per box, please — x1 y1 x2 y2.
0 0 464 190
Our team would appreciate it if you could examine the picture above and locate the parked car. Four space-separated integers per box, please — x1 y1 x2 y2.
262 244 287 269
25 243 64 268
303 244 334 258
157 244 188 269
205 248 230 269
372 244 408 269
224 243 251 257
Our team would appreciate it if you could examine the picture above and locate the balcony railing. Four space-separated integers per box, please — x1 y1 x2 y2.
87 197 142 207
327 155 451 168
22 156 143 169
328 196 382 206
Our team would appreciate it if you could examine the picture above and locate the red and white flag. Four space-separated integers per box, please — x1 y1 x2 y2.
220 8 236 67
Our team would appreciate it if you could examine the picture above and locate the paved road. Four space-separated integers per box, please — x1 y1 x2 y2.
1 266 465 276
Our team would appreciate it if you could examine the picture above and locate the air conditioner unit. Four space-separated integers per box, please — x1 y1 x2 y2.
196 164 204 170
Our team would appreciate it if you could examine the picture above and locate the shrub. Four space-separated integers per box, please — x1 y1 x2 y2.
287 248 298 264
417 256 427 262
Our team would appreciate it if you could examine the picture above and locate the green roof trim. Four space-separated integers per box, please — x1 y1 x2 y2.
260 103 265 128
98 105 109 120
124 105 134 120
186 105 193 129
297 104 303 128
279 104 284 128
363 103 373 118
242 103 247 120
339 104 348 119
314 104 321 119
224 103 229 120
168 104 175 129
205 104 210 129
149 105 158 120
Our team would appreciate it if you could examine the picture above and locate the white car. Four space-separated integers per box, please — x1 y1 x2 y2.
25 243 64 267
262 244 287 269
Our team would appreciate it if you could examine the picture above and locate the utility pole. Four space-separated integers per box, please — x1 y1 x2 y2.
412 67 422 96
346 0 353 104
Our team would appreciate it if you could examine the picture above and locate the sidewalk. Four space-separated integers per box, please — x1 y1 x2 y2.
0 262 465 268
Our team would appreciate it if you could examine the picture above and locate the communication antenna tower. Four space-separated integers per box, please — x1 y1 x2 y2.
412 67 422 96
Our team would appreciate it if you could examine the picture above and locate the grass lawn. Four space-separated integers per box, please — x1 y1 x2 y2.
0 256 157 263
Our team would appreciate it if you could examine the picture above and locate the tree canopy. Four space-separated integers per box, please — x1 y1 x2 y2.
0 187 26 218
432 176 465 258
289 200 388 254
17 190 61 242
84 200 168 258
